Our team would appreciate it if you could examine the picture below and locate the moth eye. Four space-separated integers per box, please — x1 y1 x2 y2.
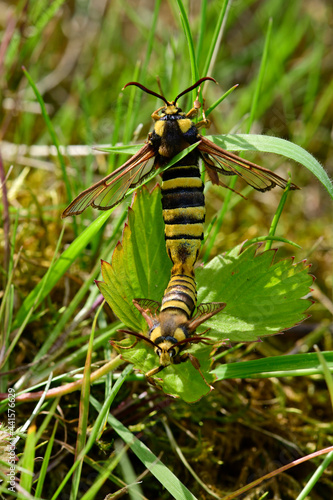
156 349 162 357
168 349 176 358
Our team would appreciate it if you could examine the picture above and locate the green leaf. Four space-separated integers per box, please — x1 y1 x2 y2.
96 185 171 333
196 243 314 343
207 134 333 199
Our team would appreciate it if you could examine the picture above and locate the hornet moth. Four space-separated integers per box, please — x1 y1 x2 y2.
62 76 298 219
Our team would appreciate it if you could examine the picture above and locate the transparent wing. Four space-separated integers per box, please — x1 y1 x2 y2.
198 136 299 192
133 299 161 317
133 298 161 330
187 301 226 333
195 302 226 317
62 144 156 218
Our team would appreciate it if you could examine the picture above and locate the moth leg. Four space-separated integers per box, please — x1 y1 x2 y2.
186 82 205 118
146 376 163 390
180 353 214 390
145 365 165 390
187 85 211 129
185 105 210 128
186 107 199 119
114 338 139 350
195 118 211 130
151 106 165 121
145 364 165 378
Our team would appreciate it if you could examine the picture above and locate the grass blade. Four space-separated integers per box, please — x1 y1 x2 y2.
213 351 333 380
35 420 58 498
12 209 113 330
176 0 199 83
208 134 333 198
50 364 133 500
22 67 72 203
314 345 333 411
195 0 207 62
265 179 292 250
202 0 229 77
91 397 198 500
244 236 301 249
247 18 273 133
19 424 36 496
295 450 333 500
70 302 102 499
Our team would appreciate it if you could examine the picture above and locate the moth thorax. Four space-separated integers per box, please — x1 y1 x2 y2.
158 310 189 336
149 312 189 366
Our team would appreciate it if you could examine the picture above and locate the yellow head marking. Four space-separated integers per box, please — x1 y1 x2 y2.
177 118 192 134
154 120 165 137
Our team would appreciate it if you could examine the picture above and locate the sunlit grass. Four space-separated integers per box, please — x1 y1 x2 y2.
0 0 332 498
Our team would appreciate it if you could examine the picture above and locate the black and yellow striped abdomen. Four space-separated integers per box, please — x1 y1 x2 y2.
161 273 197 317
160 162 205 317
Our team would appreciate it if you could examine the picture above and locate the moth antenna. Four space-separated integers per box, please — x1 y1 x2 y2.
173 76 217 104
118 329 157 348
170 336 212 349
123 81 169 105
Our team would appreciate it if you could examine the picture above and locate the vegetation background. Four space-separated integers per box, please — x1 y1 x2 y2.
0 0 332 498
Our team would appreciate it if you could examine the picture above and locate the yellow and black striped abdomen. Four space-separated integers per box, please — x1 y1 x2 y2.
160 163 205 317
160 273 197 316
161 164 205 272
